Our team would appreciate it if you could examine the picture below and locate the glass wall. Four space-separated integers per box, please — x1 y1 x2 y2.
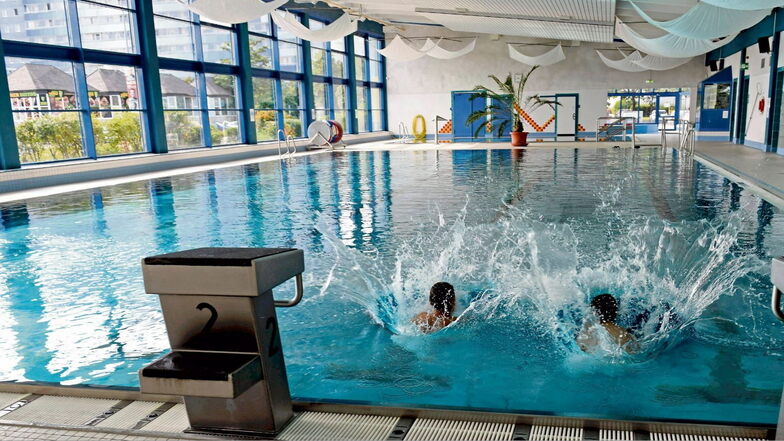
0 2 387 167
353 34 384 132
309 18 352 131
2 0 145 163
607 88 688 127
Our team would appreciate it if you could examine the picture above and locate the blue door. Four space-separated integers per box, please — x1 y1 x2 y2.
452 91 486 142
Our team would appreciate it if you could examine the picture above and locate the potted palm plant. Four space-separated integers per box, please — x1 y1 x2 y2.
466 66 558 147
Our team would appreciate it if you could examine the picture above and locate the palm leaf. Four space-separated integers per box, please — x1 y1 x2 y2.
465 109 492 125
495 119 510 138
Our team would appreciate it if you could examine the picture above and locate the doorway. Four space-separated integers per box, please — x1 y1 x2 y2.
555 93 579 141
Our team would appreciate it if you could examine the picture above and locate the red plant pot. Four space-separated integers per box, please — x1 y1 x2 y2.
511 131 528 147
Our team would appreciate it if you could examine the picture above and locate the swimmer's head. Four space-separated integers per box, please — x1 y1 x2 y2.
430 282 456 316
590 294 618 324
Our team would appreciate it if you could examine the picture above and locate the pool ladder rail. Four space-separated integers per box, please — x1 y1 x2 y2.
435 115 449 145
596 117 636 147
277 129 298 159
396 122 414 144
660 118 696 156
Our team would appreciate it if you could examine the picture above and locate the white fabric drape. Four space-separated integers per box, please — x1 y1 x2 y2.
270 11 357 43
615 19 736 57
629 1 770 40
184 0 286 25
508 44 566 66
377 35 428 62
597 50 647 72
634 54 693 70
701 0 784 11
378 36 476 61
426 38 477 59
419 38 437 53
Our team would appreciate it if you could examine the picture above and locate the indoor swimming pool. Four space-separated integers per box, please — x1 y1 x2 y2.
1 148 783 426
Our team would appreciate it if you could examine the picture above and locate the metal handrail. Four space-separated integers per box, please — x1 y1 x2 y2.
274 273 304 307
660 116 677 148
435 115 448 144
596 117 635 146
286 135 297 155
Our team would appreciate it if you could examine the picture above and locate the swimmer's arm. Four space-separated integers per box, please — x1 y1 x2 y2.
621 329 641 354
412 312 428 325
576 324 597 352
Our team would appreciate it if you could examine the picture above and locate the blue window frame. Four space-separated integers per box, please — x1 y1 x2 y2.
0 0 388 168
1 0 147 163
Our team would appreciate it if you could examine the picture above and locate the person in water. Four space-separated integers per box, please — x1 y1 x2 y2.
413 282 457 333
576 293 638 353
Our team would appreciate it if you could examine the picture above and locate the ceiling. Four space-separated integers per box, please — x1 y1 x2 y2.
328 0 700 43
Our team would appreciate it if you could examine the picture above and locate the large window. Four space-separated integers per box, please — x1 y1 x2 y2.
7 58 86 162
247 13 307 140
607 88 688 127
154 0 239 148
282 79 303 137
161 69 203 149
207 73 240 145
2 0 145 163
353 35 385 132
252 76 277 141
309 19 351 131
0 2 387 166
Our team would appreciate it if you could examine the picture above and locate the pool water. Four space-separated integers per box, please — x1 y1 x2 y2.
1 148 784 426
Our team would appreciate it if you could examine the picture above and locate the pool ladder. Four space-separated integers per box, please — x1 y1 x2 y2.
661 119 695 157
277 129 298 159
396 122 414 144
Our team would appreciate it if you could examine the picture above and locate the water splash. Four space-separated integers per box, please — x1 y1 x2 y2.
315 198 758 362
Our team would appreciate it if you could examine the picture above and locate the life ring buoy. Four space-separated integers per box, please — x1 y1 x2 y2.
412 115 426 143
330 120 343 143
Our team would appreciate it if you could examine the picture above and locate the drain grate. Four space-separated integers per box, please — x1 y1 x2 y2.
599 428 635 441
404 418 515 441
529 424 583 441
649 424 768 441
138 403 189 433
0 395 119 426
277 411 398 441
651 433 765 441
95 400 165 429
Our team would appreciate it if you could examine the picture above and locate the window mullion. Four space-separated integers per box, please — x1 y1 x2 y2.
67 0 97 158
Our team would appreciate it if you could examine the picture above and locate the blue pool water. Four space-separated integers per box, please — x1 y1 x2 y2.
1 148 784 426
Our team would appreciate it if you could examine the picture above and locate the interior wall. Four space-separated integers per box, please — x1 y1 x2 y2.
722 35 776 149
385 28 710 138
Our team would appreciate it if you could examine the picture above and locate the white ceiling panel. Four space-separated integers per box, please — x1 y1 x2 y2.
418 12 615 43
391 0 614 22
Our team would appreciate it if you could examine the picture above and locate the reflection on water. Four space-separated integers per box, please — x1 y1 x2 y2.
0 148 784 425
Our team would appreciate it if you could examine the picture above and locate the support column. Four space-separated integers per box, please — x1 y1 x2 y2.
766 17 781 151
735 48 748 144
300 15 315 129
136 0 168 153
237 23 257 144
346 36 358 134
0 42 21 169
381 43 388 132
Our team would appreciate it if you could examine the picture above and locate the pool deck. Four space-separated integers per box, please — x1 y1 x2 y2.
0 387 773 440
